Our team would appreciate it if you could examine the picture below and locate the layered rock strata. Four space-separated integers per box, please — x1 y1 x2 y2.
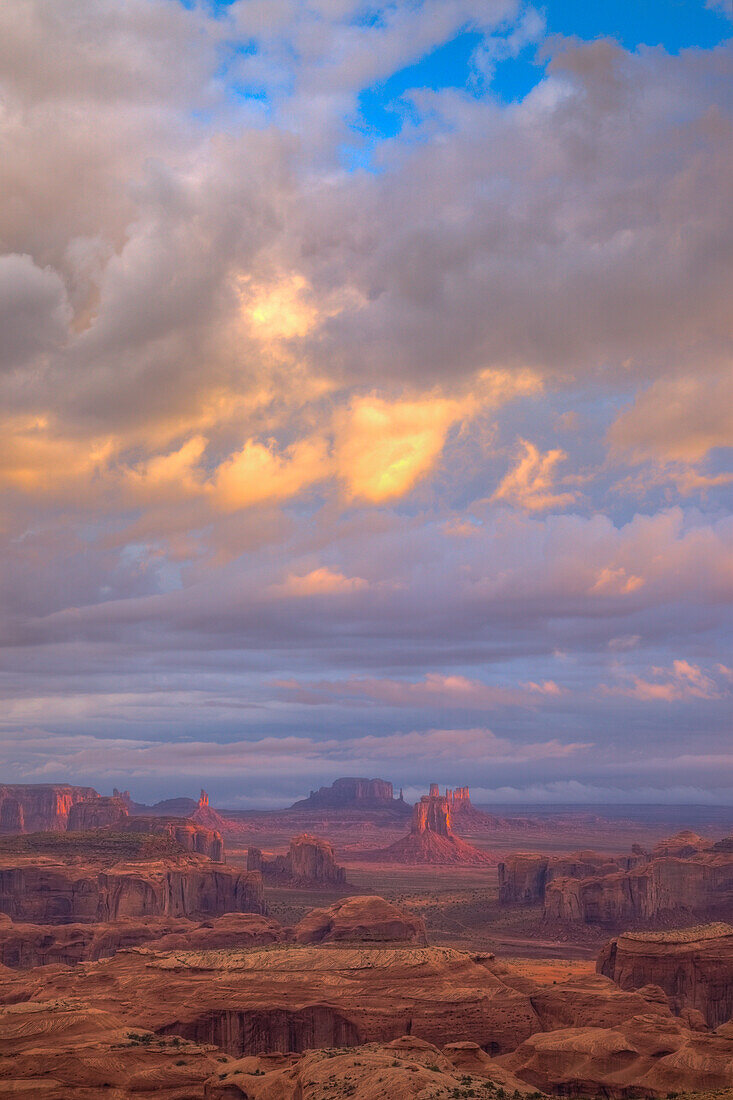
0 784 99 834
0 854 264 923
597 922 733 1027
0 911 284 968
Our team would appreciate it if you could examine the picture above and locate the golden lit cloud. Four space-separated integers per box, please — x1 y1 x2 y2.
212 435 329 511
608 660 725 702
0 416 115 497
243 273 319 341
335 393 472 502
491 439 577 512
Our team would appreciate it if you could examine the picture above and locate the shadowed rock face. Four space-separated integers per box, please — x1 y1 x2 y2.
498 851 637 905
247 834 346 886
545 842 733 926
294 895 427 945
67 797 129 831
122 817 225 861
598 923 733 1028
0 784 100 834
499 834 733 928
0 912 284 968
0 855 264 923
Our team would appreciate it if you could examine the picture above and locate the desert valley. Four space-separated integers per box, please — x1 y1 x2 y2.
1 778 732 1099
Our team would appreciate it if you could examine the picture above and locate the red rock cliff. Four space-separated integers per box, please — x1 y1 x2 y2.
597 922 733 1028
0 784 100 834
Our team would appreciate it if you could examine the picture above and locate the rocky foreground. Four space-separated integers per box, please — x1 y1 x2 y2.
1 895 733 1097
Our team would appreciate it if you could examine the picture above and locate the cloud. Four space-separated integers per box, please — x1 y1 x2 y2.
591 567 644 596
275 672 554 707
609 372 733 464
0 254 70 371
491 439 577 511
0 2 730 801
334 393 472 502
271 568 368 597
0 725 590 789
606 659 726 702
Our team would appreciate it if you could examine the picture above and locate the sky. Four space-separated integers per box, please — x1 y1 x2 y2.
0 0 731 808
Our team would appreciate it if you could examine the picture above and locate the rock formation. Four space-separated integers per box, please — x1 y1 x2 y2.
597 922 733 1027
293 895 427 945
0 783 100 833
247 834 347 886
0 911 284 968
363 786 494 863
67 795 130 831
0 851 264 923
499 833 733 928
0 941 671 1060
5 931 733 1097
498 850 638 905
190 789 229 832
498 1012 733 1096
208 1036 536 1099
544 837 733 926
291 776 411 813
123 815 225 861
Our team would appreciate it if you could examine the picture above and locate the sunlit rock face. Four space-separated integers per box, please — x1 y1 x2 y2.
0 785 100 834
413 792 452 836
362 786 494 864
597 923 733 1028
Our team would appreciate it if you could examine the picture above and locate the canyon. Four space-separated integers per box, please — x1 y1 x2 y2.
2 902 733 1098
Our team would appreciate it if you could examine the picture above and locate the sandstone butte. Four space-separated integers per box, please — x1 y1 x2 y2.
361 784 495 864
0 833 263 924
247 833 347 886
291 776 411 814
597 921 733 1028
293 895 427 945
0 783 99 833
499 831 733 927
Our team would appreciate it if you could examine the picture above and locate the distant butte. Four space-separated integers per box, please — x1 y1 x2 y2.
361 784 494 864
291 776 411 815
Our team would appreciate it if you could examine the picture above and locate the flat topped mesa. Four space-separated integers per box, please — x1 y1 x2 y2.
291 776 410 814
